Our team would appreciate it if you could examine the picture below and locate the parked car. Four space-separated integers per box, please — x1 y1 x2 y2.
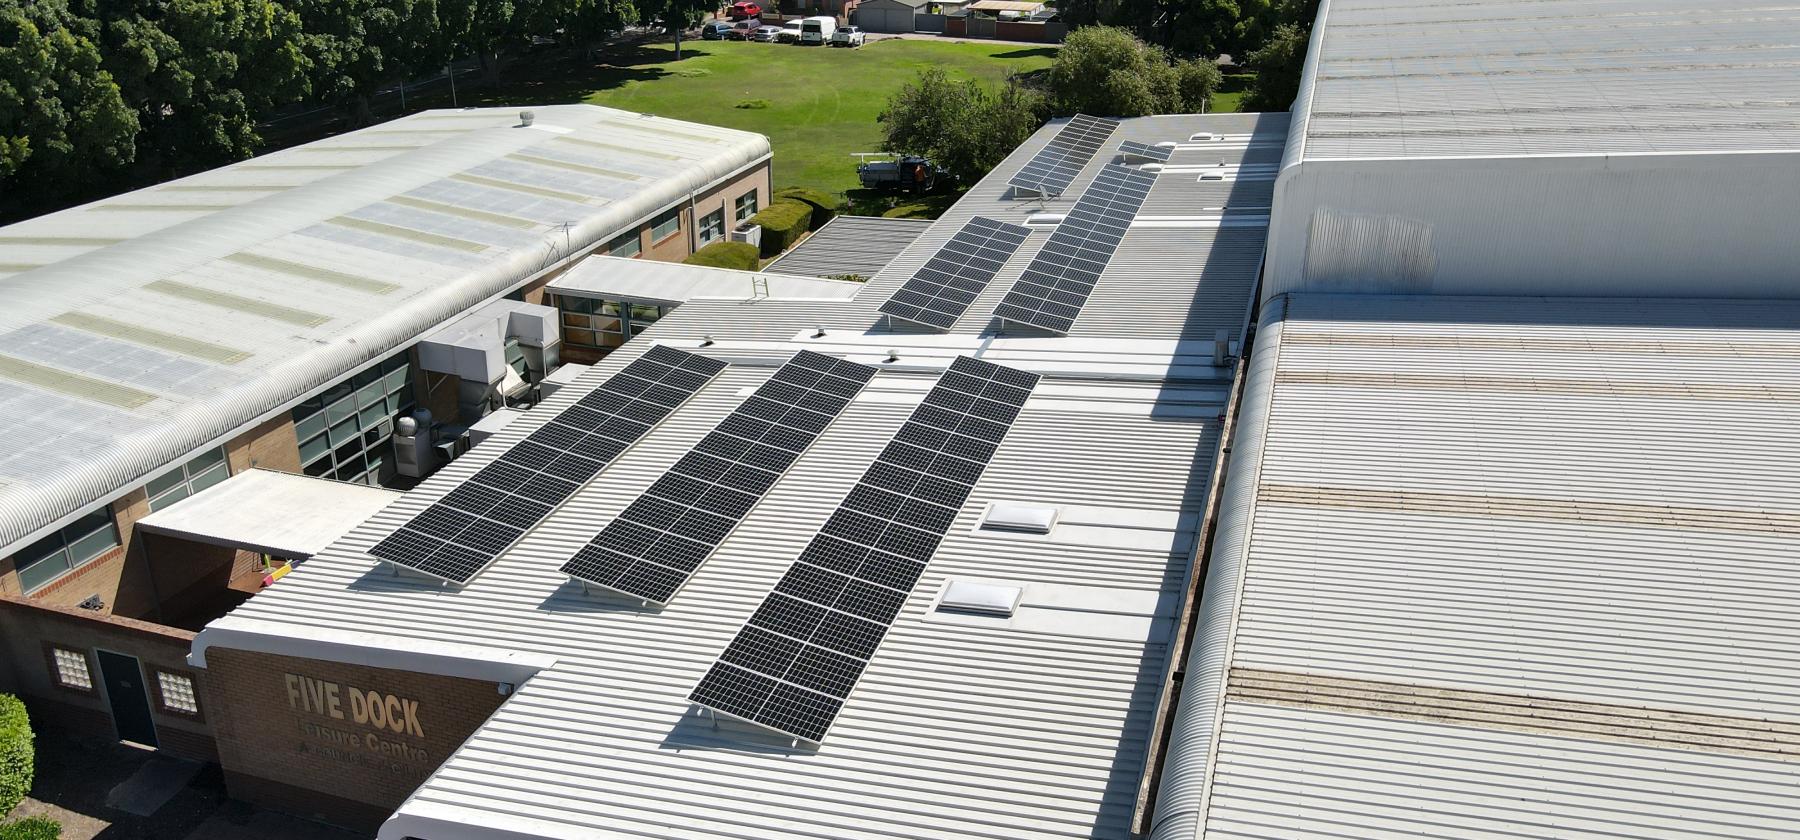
700 21 735 39
829 24 864 46
726 1 762 19
753 24 784 41
727 19 759 38
778 20 804 42
857 155 948 193
800 15 836 44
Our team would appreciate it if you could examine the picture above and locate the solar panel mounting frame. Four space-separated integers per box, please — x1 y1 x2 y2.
1007 114 1120 199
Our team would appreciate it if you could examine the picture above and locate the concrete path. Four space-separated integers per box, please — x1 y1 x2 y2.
104 755 203 816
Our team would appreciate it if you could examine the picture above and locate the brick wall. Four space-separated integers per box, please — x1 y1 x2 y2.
203 647 509 832
226 413 303 475
0 593 217 763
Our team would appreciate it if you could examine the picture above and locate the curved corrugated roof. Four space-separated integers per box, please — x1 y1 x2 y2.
0 104 769 555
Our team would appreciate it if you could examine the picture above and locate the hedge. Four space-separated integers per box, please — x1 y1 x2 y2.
0 818 59 840
683 241 760 272
747 200 813 258
772 187 838 230
0 696 31 818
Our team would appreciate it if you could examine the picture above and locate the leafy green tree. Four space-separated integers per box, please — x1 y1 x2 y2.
0 1 137 197
879 68 1044 184
1241 20 1306 110
290 0 421 122
1044 25 1215 117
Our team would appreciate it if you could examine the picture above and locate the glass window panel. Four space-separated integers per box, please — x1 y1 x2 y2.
328 415 360 446
67 521 120 563
607 231 642 258
326 393 357 424
354 368 380 390
189 462 229 494
699 209 725 243
293 410 326 441
299 432 331 463
18 548 71 592
565 329 598 348
735 191 759 221
600 301 623 316
563 295 594 314
384 365 410 393
561 312 588 328
383 353 408 374
292 397 323 422
146 469 185 499
148 484 189 512
630 304 662 324
187 447 226 475
304 459 333 477
358 400 387 428
358 383 386 409
334 438 362 463
651 208 681 240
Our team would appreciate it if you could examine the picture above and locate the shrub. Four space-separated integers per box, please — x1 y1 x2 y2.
733 98 770 109
773 187 839 229
747 200 812 257
0 696 31 818
0 817 60 840
683 241 760 271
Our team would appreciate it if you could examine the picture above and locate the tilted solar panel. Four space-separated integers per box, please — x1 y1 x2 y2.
561 350 879 604
367 345 727 584
1117 139 1173 162
877 217 1032 331
1007 114 1120 198
992 164 1158 334
688 355 1040 744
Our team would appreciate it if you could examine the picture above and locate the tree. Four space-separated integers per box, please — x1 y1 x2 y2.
1241 20 1306 111
879 68 1044 184
0 1 137 201
1044 26 1216 117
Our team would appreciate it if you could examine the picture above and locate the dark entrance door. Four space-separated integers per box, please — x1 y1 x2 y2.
96 650 158 747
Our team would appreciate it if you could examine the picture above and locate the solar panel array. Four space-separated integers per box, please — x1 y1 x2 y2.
1007 114 1120 197
992 164 1159 335
561 350 878 604
368 345 727 584
688 355 1040 744
1117 140 1173 162
877 217 1032 331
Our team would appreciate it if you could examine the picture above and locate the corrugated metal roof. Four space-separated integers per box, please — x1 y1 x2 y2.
0 105 770 556
762 215 931 279
191 111 1288 840
1294 0 1800 160
548 255 863 305
1163 293 1800 839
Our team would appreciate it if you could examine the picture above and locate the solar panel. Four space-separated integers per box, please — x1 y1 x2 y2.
1117 139 1173 163
992 164 1158 335
1007 114 1120 198
368 345 727 584
689 355 1040 744
562 350 878 604
877 217 1032 331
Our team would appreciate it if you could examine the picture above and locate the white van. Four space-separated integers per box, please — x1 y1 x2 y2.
800 16 837 44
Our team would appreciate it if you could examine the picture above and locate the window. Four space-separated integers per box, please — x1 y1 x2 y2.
605 229 642 259
735 191 759 222
147 447 230 512
650 207 682 242
154 670 201 716
291 351 415 487
51 646 93 691
16 510 120 594
698 209 726 245
554 295 670 351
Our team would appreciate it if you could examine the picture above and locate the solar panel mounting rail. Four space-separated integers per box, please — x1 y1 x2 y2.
877 217 1032 331
688 355 1040 745
561 350 879 604
1007 114 1120 198
992 163 1159 335
367 345 727 584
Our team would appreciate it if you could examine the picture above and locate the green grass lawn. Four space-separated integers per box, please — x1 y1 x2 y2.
579 39 1057 197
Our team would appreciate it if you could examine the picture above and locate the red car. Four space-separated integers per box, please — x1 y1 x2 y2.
727 1 762 19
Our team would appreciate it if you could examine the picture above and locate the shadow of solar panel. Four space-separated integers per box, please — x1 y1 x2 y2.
562 350 878 604
367 345 726 584
878 217 1032 331
993 164 1158 335
1007 114 1120 197
689 355 1040 745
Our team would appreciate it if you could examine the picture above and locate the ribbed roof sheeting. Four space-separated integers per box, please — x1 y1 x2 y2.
1174 293 1800 838
0 105 769 555
1295 0 1800 160
761 215 932 279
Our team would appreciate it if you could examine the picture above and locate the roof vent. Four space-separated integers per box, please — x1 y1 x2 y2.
937 580 1023 617
1024 213 1065 227
1189 132 1221 142
1198 173 1225 181
1155 140 1179 151
1140 163 1165 173
980 502 1058 534
519 110 536 127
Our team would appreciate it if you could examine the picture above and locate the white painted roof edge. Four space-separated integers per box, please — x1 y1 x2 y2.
189 615 556 684
1146 295 1287 840
380 801 600 840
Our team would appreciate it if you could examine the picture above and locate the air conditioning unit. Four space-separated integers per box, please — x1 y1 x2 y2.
730 222 762 248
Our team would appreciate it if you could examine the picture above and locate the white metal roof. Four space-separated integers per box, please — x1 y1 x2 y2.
0 105 769 557
1155 293 1800 839
190 112 1285 840
547 255 864 306
1289 0 1800 161
134 468 401 559
761 215 931 279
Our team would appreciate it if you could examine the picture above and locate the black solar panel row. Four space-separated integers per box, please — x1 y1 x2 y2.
992 163 1159 335
1117 139 1173 162
878 217 1032 331
368 345 727 584
689 355 1040 744
561 350 879 605
1007 114 1120 197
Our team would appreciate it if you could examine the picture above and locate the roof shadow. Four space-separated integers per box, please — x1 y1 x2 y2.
658 707 820 756
534 578 668 615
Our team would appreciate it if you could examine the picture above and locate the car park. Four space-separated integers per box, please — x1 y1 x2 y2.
727 20 759 38
726 1 762 18
699 21 735 39
829 24 864 46
753 24 784 41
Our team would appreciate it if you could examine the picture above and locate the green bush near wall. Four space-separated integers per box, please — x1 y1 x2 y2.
773 187 839 230
748 200 814 257
0 817 60 840
683 241 762 272
0 695 33 818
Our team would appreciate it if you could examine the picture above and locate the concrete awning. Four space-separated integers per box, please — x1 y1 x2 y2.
547 255 865 308
135 469 401 560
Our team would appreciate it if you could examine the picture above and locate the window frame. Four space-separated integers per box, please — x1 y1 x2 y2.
734 190 759 222
16 510 120 594
698 208 726 245
44 643 96 695
605 229 642 259
650 207 683 243
146 447 231 513
291 351 415 487
150 668 205 721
